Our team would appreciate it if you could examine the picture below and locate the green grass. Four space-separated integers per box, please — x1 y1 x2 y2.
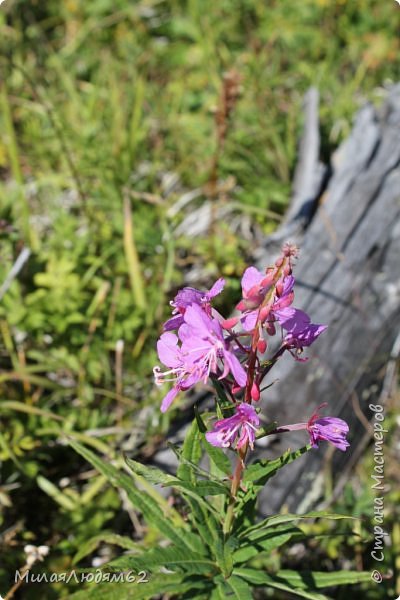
0 0 399 597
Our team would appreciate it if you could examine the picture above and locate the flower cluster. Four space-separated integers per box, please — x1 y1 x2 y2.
154 244 349 453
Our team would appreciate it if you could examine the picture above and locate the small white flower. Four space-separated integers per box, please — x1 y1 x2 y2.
24 544 50 567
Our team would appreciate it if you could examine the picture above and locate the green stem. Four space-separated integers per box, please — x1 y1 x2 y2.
123 194 146 311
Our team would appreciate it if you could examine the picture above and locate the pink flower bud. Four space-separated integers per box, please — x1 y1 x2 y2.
221 317 239 329
276 279 284 296
251 382 260 401
283 263 292 276
261 273 274 287
257 339 267 353
259 306 270 323
231 384 242 395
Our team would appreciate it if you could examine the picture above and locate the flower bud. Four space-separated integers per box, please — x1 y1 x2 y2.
257 338 267 353
251 382 261 401
221 317 239 329
283 263 292 276
259 306 270 323
276 279 284 296
261 273 274 287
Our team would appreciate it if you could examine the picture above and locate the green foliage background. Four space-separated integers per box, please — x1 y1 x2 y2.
0 0 399 598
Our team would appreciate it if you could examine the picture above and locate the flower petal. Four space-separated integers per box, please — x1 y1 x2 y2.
160 386 179 412
157 332 181 368
223 350 247 387
207 278 225 298
241 266 265 296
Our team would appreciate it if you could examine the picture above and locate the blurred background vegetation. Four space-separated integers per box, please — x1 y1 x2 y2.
0 0 399 598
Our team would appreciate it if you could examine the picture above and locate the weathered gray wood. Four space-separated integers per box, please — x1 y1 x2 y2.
254 84 400 514
283 87 327 227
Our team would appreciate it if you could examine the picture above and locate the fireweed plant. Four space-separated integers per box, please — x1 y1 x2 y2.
69 245 370 600
154 243 349 531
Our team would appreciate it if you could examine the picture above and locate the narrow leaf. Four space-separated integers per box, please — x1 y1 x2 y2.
240 511 358 539
177 420 202 482
168 478 229 497
233 568 329 600
219 574 253 600
73 533 140 565
36 475 77 511
67 574 206 599
243 446 310 487
0 400 63 421
125 457 176 486
68 440 202 554
194 404 207 433
233 527 299 563
108 545 216 575
201 437 232 476
275 569 372 589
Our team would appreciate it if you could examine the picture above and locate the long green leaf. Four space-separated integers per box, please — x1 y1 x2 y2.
177 419 202 482
214 535 238 578
211 379 234 413
233 568 330 600
126 458 228 497
66 574 206 599
168 478 229 497
275 569 372 588
234 567 372 597
234 446 311 533
240 511 357 540
218 574 253 600
68 440 202 554
36 475 78 511
233 526 299 563
201 437 232 476
123 194 145 310
168 443 214 480
73 533 141 565
183 495 222 554
194 404 208 433
125 457 176 486
108 545 216 575
243 446 310 487
0 400 63 421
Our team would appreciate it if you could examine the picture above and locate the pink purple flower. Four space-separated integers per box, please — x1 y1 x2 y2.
276 404 350 452
206 403 260 450
307 405 350 451
163 278 225 331
180 304 247 385
154 304 246 412
153 331 205 412
281 309 327 349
